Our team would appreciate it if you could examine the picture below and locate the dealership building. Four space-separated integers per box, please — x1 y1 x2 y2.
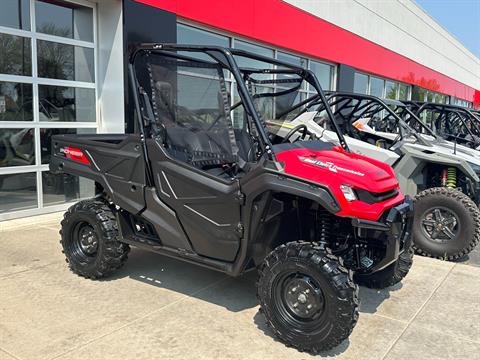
0 0 479 220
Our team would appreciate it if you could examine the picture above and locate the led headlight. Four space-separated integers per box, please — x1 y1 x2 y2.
340 185 357 202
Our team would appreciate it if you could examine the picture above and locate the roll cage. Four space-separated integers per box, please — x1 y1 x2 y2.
300 91 433 148
404 101 480 147
128 43 349 172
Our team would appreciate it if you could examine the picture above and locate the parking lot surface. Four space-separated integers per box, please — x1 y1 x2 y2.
0 213 479 360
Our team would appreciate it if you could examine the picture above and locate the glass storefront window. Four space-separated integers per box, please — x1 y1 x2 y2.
385 80 398 100
37 40 94 82
399 84 409 101
277 52 307 68
369 76 384 98
177 23 229 47
412 87 427 101
411 87 449 104
354 72 411 101
42 171 94 206
354 73 368 94
277 52 307 83
0 1 97 218
177 23 230 68
0 33 31 76
0 172 37 213
234 41 274 80
1 0 30 30
35 0 93 42
0 82 33 121
452 97 472 108
0 128 35 168
38 86 96 122
235 40 273 59
309 60 332 91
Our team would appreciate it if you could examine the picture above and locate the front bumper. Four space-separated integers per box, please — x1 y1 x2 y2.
351 196 414 274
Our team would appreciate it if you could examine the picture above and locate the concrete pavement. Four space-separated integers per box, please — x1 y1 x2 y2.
0 213 479 360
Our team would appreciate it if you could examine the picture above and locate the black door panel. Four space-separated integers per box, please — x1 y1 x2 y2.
148 140 242 262
142 188 193 251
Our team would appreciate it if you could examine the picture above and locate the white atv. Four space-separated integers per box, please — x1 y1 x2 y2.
268 92 480 260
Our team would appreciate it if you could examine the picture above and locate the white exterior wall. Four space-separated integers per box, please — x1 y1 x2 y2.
286 0 480 90
95 0 125 133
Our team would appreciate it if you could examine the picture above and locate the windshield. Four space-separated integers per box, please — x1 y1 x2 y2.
131 45 344 160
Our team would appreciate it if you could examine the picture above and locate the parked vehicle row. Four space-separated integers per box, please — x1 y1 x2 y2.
269 93 480 260
48 44 478 353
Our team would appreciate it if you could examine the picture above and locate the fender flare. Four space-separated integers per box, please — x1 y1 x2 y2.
241 172 340 215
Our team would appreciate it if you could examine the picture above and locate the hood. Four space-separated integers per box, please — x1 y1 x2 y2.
275 143 399 193
405 140 480 166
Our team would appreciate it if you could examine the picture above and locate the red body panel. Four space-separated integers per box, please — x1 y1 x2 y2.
276 146 405 221
136 0 480 106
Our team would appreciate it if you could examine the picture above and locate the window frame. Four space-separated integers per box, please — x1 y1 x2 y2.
177 20 337 93
354 71 412 101
0 0 98 220
177 21 336 127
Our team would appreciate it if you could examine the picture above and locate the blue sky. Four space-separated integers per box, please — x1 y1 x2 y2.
415 0 480 58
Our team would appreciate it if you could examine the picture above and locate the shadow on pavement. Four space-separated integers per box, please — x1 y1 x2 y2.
108 248 258 312
358 282 401 314
106 247 401 355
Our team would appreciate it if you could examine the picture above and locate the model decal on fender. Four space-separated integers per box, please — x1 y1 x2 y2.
60 147 84 158
299 156 365 177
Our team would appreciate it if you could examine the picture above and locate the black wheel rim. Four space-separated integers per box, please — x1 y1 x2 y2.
272 270 326 332
69 221 99 262
420 206 460 244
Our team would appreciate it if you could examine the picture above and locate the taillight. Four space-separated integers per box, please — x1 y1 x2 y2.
60 146 91 165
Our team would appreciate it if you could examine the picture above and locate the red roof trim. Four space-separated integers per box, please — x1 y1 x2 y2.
135 0 480 107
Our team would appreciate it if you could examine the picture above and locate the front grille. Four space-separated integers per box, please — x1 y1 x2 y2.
356 188 399 204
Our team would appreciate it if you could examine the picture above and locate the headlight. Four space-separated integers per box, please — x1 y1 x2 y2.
340 184 357 202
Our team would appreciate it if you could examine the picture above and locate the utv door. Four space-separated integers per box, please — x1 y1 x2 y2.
148 142 242 262
139 50 244 262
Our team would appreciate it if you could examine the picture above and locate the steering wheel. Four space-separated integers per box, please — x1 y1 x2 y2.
281 124 309 143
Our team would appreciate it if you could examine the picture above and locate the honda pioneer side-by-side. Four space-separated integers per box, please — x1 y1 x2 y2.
50 44 413 353
267 92 480 260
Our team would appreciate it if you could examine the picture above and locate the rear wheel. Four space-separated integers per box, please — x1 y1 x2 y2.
257 241 358 353
413 187 480 260
60 199 130 279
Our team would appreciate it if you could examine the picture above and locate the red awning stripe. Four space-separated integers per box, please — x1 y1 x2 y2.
135 0 480 106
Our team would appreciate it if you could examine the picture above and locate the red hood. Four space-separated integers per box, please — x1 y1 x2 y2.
276 145 404 221
277 146 398 192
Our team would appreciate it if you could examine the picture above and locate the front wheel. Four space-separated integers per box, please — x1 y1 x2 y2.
256 241 359 353
413 187 480 260
60 199 130 279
